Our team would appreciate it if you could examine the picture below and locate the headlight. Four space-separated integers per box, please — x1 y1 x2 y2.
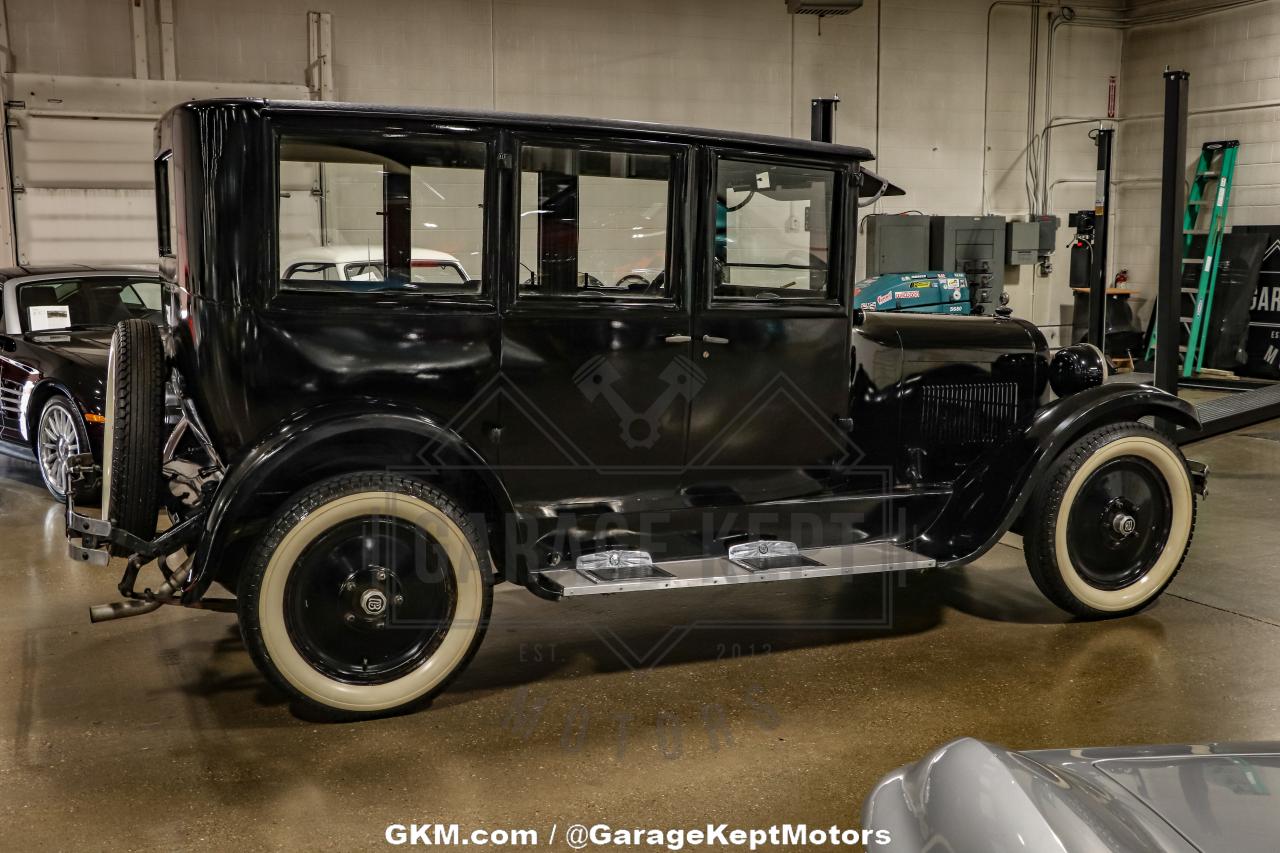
1049 343 1107 396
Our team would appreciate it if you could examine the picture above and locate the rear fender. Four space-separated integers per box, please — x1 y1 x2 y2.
180 402 514 604
915 383 1200 566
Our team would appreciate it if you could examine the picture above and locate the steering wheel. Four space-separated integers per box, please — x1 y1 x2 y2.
616 274 651 293
725 189 755 212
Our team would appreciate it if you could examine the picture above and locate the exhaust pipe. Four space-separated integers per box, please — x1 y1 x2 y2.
89 599 163 623
88 556 193 624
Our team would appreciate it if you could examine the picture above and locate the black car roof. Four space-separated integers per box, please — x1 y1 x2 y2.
192 98 877 164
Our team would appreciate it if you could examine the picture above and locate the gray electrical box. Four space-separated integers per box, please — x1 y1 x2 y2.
865 215 931 277
1007 221 1040 265
929 215 1006 315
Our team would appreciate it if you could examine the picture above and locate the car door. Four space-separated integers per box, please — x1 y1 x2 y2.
680 151 864 546
498 135 693 547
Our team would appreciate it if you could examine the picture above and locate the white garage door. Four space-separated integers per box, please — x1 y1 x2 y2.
4 74 311 267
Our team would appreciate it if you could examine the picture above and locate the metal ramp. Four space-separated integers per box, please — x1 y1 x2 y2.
537 540 935 597
1179 382 1280 444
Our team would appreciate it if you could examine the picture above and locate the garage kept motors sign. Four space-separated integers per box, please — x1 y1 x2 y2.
1235 225 1280 379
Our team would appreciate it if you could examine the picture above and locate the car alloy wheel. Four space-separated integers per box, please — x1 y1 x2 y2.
37 398 81 500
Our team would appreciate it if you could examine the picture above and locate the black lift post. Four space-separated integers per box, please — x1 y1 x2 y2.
1089 127 1115 349
1155 70 1189 403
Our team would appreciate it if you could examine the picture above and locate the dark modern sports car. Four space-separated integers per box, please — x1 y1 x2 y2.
0 266 163 501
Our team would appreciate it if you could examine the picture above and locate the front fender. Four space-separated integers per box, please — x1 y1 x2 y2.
181 400 511 604
915 383 1199 566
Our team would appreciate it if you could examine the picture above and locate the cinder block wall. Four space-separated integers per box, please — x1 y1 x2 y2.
1118 1 1280 321
3 0 1126 339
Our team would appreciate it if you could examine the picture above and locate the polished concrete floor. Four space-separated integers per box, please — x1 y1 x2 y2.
1 423 1279 851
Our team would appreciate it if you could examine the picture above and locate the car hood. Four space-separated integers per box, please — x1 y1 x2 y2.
21 327 113 369
862 738 1280 852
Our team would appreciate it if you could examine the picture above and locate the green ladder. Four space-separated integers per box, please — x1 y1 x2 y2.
1145 139 1239 376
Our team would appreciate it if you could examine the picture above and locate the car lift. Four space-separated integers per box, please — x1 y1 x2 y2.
1151 70 1280 444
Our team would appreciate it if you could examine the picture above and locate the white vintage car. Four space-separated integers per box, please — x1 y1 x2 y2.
280 246 471 289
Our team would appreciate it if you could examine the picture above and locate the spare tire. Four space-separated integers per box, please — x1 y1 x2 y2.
101 319 166 549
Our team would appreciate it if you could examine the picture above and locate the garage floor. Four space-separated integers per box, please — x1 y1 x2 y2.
1 423 1279 851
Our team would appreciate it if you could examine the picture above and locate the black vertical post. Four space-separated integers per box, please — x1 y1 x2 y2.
1088 128 1114 349
1156 70 1190 400
811 97 839 143
383 169 411 286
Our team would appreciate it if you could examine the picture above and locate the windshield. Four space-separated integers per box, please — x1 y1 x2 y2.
16 277 162 332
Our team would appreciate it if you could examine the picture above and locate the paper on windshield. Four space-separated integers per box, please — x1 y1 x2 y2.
28 305 71 330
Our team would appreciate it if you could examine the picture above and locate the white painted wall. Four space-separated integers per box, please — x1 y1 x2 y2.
1118 0 1280 321
0 0 1128 341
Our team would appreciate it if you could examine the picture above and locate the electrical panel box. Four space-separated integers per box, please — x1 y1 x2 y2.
1035 214 1060 254
865 215 931 277
1007 221 1041 265
929 215 1006 315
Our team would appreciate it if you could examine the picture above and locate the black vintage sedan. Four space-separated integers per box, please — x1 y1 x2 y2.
0 267 163 501
67 100 1207 720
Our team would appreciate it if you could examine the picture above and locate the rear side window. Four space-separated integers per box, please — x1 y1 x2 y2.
713 158 839 302
517 144 674 300
278 133 486 296
155 153 177 258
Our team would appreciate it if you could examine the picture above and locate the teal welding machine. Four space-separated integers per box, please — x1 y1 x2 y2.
853 272 971 315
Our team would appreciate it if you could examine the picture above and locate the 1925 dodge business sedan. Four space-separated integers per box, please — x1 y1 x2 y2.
65 99 1208 718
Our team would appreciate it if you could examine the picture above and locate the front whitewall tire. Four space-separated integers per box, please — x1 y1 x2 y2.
1024 422 1196 619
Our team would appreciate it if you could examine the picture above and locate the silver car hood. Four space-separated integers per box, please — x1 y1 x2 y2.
862 738 1280 852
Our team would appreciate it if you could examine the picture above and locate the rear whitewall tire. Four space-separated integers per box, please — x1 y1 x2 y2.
239 474 492 718
1025 423 1196 618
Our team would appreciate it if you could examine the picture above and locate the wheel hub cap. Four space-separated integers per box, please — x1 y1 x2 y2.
339 566 398 628
360 588 388 617
1110 511 1137 537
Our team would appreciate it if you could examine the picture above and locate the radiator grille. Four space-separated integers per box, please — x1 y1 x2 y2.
919 381 1020 447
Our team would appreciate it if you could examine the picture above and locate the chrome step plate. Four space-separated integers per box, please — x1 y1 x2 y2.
539 541 935 597
575 549 671 583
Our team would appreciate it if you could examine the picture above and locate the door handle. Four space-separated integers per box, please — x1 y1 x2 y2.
663 334 692 344
701 334 730 345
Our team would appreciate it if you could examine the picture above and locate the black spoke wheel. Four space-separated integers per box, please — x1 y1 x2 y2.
238 473 492 719
1024 422 1196 619
1065 457 1172 591
284 516 457 685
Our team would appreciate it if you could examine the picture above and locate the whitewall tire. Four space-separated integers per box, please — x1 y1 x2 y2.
1024 422 1195 618
238 473 492 719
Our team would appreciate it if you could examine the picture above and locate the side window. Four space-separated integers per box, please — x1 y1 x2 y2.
277 133 486 296
155 152 177 258
713 158 839 301
518 144 673 299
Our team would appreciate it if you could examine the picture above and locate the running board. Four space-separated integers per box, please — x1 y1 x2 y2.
537 541 935 597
